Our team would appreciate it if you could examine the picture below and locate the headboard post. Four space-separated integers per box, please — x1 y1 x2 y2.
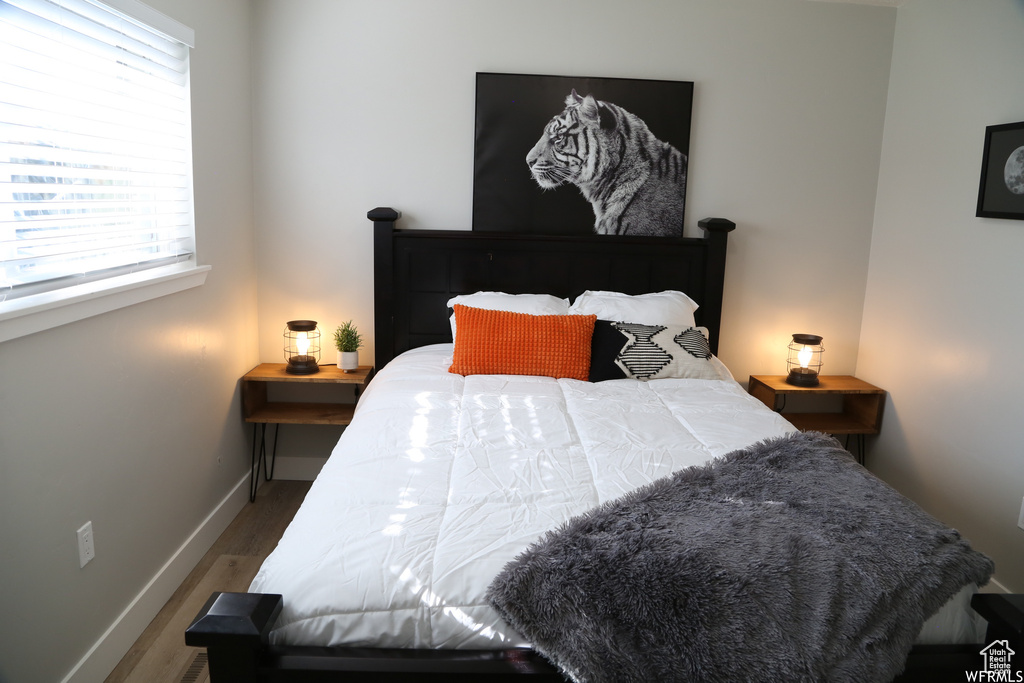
368 207 401 369
697 217 736 353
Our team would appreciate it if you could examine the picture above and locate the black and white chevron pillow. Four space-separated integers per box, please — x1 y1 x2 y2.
589 320 729 382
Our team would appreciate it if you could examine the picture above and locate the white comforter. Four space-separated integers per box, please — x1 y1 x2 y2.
250 344 796 648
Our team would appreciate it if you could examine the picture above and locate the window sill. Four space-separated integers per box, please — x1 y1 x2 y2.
0 263 211 344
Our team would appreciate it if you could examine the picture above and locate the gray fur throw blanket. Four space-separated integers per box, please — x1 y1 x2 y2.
487 431 993 683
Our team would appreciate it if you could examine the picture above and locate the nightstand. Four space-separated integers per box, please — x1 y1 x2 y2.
748 374 885 464
241 364 372 500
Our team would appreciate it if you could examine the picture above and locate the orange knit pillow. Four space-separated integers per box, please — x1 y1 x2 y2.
448 305 596 380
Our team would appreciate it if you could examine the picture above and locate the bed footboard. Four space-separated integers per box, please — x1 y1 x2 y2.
187 591 1023 682
186 592 567 681
897 593 1024 683
972 591 1024 649
185 593 282 682
896 593 1023 682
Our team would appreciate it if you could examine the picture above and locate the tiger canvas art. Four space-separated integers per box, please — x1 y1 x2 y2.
526 90 687 237
472 73 692 235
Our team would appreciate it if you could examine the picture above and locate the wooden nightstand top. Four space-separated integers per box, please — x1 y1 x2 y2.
243 363 372 384
241 364 372 425
748 374 884 396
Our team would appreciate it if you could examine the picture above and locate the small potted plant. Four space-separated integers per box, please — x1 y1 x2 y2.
333 320 362 372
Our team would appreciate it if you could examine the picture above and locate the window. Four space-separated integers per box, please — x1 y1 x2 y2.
0 0 206 342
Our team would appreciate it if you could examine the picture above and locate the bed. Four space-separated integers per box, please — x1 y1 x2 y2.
186 208 1023 682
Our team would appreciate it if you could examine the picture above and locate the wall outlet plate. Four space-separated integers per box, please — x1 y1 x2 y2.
1018 496 1024 532
77 521 95 568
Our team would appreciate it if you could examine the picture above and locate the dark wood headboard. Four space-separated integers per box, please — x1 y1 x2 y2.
369 207 735 369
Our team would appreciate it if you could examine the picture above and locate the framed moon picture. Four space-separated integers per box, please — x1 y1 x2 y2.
977 120 1024 220
472 72 693 236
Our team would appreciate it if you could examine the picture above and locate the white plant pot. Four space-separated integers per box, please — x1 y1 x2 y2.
339 350 359 372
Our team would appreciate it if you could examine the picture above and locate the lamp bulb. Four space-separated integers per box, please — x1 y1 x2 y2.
797 345 813 369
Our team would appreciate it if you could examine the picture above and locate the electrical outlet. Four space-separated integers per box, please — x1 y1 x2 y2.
1018 497 1024 532
77 521 95 568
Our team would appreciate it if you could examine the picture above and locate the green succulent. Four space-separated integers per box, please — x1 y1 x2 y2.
333 320 363 352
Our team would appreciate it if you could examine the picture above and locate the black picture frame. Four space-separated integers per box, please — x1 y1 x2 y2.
472 72 693 236
977 120 1024 220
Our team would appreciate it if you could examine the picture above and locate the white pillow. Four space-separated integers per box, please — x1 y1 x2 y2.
569 290 699 327
446 291 571 341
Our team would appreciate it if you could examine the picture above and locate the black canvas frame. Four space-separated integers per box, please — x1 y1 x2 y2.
977 120 1024 220
472 72 693 235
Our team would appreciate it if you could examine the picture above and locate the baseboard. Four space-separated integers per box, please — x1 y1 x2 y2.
981 577 1012 594
60 472 250 683
272 455 328 481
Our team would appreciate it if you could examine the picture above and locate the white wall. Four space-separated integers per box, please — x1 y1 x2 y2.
0 1 257 681
251 0 896 464
858 0 1024 593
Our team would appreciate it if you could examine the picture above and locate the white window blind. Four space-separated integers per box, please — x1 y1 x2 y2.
0 0 195 303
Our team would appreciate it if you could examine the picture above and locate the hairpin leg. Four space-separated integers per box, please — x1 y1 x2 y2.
265 424 279 481
250 423 281 501
249 424 263 502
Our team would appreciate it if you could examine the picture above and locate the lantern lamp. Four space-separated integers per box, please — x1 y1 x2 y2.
284 320 321 375
786 333 823 386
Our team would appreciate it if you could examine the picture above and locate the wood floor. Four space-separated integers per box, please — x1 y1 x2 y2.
104 479 312 683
